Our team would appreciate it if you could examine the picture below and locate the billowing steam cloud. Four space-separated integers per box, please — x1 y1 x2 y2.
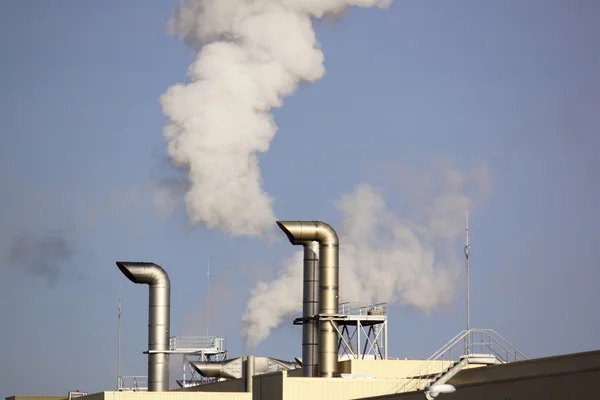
160 0 393 236
242 164 491 349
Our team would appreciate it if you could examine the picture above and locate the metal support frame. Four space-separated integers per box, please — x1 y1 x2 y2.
296 302 388 362
336 302 388 360
334 319 388 360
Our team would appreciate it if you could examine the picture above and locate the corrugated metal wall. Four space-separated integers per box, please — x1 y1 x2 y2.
338 359 449 379
252 372 284 400
283 377 407 400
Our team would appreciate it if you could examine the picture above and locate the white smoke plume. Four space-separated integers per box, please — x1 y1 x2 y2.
242 164 492 349
160 0 393 237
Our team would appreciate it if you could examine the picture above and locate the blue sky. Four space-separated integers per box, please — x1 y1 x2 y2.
1 0 599 396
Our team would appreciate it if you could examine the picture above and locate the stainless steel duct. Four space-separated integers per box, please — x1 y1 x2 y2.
191 358 242 380
190 356 298 381
301 241 319 377
276 221 339 378
116 261 171 392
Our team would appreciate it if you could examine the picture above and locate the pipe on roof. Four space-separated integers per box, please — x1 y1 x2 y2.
190 356 297 381
300 241 319 377
244 355 255 392
116 261 171 392
276 221 339 378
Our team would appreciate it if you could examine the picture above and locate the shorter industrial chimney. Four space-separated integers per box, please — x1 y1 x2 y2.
116 261 171 392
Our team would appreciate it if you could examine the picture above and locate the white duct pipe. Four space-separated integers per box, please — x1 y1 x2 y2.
190 356 297 381
116 261 171 392
191 358 242 380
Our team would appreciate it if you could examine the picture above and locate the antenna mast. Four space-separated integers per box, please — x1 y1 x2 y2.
117 285 122 390
206 257 211 339
464 211 471 353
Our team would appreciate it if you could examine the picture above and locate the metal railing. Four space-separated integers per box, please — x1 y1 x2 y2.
339 302 388 316
117 376 148 391
169 336 226 351
393 329 527 394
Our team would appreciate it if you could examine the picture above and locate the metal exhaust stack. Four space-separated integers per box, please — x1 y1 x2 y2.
276 221 339 378
116 261 171 392
244 355 255 393
301 241 319 377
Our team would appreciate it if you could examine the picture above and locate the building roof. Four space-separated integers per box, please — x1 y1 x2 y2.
448 348 600 386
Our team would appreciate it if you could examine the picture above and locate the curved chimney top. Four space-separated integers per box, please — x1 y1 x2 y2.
276 221 339 246
116 261 170 287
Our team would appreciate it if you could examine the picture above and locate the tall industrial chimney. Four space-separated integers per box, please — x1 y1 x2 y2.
301 241 319 377
276 221 339 378
116 261 171 392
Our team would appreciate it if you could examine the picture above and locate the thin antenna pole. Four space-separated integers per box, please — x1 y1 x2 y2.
117 285 122 390
206 257 211 339
464 211 471 353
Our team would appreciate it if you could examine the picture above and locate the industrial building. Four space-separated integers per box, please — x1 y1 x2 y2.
7 220 600 400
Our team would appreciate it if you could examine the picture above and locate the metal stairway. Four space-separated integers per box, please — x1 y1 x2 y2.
432 354 498 383
425 357 467 383
393 329 527 394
